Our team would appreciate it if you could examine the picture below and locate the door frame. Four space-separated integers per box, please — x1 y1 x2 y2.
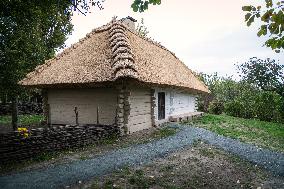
158 92 165 120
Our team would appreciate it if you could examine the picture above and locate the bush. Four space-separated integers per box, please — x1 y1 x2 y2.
208 100 224 115
196 72 284 123
196 94 213 112
279 97 284 121
223 90 284 123
224 101 243 117
255 91 283 122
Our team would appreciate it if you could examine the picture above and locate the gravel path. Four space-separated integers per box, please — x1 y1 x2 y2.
1 125 283 189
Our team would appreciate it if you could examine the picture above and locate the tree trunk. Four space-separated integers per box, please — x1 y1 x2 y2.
11 96 18 131
1 94 7 104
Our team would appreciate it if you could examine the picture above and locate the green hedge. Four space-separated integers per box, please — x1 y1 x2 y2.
207 90 284 123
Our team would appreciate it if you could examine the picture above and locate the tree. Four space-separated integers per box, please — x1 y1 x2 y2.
131 0 161 12
242 0 284 52
63 0 161 13
237 57 284 97
136 18 150 37
0 0 73 129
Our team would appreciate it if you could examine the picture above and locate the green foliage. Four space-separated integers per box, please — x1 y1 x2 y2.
237 57 284 97
199 148 215 158
136 18 150 37
154 127 178 138
208 100 224 115
196 73 221 112
0 114 44 126
224 100 243 118
131 0 161 12
0 1 73 97
223 89 282 122
230 83 258 119
255 91 282 122
197 57 284 123
100 134 119 145
242 1 284 52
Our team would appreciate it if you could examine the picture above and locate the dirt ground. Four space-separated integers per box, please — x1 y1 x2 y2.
81 141 284 189
1 126 283 189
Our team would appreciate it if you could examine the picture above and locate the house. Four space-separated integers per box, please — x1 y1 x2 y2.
19 17 209 134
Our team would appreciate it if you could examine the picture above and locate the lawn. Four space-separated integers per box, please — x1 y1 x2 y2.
0 114 44 126
190 114 284 152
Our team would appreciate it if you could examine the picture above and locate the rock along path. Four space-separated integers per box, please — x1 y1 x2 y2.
1 125 283 189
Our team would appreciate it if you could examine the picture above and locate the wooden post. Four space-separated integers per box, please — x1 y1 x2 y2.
74 107 78 125
116 84 126 135
150 89 156 127
42 89 48 125
11 96 18 131
47 104 51 127
96 106 99 124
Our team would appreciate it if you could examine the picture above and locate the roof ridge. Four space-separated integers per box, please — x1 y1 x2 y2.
108 21 138 80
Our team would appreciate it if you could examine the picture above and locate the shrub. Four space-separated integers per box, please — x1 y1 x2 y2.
208 100 224 115
197 94 213 112
196 72 284 123
224 101 242 117
255 91 283 122
279 97 284 121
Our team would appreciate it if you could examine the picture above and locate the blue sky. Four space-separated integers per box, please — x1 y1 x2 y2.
64 0 284 79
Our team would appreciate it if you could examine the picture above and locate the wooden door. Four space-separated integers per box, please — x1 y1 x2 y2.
158 92 165 120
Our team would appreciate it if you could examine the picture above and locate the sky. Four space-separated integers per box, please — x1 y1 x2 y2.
64 0 284 79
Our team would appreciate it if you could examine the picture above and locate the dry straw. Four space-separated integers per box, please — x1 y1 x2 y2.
19 20 209 94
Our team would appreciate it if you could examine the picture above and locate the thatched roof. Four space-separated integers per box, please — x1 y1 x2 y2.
20 20 209 94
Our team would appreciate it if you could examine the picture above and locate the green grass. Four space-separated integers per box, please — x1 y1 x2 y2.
199 148 216 158
0 114 44 126
189 114 284 152
153 127 178 139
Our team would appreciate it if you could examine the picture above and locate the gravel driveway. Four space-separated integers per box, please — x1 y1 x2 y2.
1 125 283 189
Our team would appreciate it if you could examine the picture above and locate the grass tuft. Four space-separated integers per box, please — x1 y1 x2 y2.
153 127 178 139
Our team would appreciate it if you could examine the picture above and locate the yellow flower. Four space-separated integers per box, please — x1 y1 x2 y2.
18 127 29 138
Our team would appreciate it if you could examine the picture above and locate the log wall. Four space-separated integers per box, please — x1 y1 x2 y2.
48 88 117 125
127 87 152 133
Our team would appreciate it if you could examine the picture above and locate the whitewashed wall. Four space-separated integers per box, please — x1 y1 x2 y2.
48 88 117 125
154 88 197 123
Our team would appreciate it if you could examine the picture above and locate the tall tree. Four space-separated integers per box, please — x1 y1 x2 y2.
242 0 284 52
0 0 73 129
237 57 284 97
131 0 161 12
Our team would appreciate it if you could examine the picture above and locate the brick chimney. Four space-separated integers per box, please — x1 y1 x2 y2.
120 16 137 31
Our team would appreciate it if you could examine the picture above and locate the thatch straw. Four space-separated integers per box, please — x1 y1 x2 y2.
19 20 209 94
109 22 138 80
